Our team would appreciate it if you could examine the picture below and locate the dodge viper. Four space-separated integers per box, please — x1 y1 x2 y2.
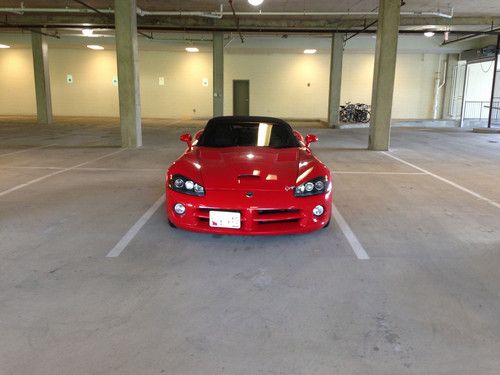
165 116 332 235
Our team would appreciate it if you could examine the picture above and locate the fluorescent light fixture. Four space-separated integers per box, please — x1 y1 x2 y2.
304 49 317 54
86 44 104 50
0 44 10 49
424 31 435 37
185 47 199 53
248 0 264 5
82 28 94 36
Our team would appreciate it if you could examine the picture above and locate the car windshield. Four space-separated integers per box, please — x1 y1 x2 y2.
197 120 300 148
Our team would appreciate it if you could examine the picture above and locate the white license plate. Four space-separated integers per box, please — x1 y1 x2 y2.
209 211 241 229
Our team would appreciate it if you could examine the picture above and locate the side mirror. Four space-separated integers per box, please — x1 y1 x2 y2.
305 134 318 148
180 133 192 150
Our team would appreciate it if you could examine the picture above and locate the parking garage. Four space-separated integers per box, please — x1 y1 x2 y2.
1 1 500 374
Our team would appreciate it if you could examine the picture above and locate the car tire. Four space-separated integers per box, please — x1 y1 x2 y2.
168 219 177 228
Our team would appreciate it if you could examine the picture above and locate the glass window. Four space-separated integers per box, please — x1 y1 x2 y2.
197 120 300 148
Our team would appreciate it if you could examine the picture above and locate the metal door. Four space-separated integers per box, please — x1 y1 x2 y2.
233 80 249 116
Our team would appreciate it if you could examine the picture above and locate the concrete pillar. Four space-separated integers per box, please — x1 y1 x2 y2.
114 0 142 148
213 32 224 117
327 33 344 128
368 0 401 151
31 31 52 125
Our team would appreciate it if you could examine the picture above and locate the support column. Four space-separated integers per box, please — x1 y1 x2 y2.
213 32 224 117
31 31 52 124
327 33 344 128
114 0 142 148
368 0 401 150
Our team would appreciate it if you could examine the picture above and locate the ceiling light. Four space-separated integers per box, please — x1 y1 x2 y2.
0 44 10 49
304 49 317 54
185 47 199 53
424 31 435 37
87 45 104 50
248 0 264 5
82 28 94 36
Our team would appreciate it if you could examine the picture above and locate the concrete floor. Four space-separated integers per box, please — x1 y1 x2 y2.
0 118 499 374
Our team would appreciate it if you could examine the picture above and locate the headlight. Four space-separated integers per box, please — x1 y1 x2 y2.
294 176 331 197
169 174 205 196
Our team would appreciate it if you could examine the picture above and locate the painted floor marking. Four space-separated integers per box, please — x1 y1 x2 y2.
333 171 425 175
0 166 163 172
382 151 500 210
0 144 56 157
106 194 166 258
0 148 126 198
332 204 370 260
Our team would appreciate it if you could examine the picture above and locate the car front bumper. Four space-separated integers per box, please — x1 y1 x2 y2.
166 189 332 235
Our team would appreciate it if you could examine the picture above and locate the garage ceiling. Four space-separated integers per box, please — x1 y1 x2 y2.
0 0 498 38
0 0 499 15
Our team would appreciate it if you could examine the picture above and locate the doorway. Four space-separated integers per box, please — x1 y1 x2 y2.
461 60 495 127
233 80 249 116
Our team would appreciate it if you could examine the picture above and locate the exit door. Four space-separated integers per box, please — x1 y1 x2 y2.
233 80 249 116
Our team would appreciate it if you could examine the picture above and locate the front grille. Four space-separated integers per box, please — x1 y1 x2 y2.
256 209 300 215
193 207 304 231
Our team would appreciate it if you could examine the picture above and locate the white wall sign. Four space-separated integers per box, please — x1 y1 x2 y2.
202 78 209 87
159 77 165 86
66 74 73 84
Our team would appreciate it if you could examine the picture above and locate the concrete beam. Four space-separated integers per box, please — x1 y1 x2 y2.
327 33 344 128
368 0 400 151
31 30 52 124
213 32 224 117
114 0 142 148
3 14 500 31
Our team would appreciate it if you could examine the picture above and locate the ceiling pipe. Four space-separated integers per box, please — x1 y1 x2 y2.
442 26 500 45
0 6 454 19
137 4 224 19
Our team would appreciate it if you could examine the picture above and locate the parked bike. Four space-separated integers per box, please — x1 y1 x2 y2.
339 102 371 123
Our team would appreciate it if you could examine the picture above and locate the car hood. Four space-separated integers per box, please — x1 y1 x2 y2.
193 146 312 191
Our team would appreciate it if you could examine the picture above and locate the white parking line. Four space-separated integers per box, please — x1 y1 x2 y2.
0 148 126 198
106 194 166 258
0 166 63 170
0 166 163 172
332 204 370 260
0 144 56 157
333 171 425 175
382 151 500 210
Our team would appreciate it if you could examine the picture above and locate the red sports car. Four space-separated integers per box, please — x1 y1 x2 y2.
165 116 332 235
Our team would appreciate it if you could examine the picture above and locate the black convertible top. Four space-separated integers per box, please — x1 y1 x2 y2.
207 116 292 127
